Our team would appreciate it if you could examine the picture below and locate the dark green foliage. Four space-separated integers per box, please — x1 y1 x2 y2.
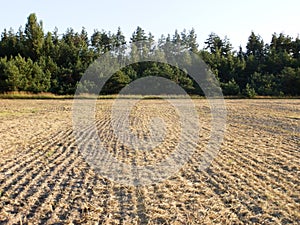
243 83 256 98
0 13 299 96
24 13 44 61
221 79 240 95
278 67 300 95
101 71 131 94
2 54 50 92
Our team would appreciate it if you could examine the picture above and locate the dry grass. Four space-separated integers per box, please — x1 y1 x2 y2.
0 99 299 224
0 92 74 99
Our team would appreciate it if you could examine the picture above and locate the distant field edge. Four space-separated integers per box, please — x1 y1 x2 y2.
0 92 299 100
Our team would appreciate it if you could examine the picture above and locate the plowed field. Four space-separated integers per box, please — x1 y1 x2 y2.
0 99 299 224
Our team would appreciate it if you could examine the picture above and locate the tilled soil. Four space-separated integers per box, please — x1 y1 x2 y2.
0 99 299 224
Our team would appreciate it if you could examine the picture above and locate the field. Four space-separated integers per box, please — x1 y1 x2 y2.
0 99 299 224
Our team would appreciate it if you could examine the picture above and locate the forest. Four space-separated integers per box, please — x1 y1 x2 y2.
0 13 299 97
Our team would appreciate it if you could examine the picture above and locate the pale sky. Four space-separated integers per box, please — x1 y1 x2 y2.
1 0 299 50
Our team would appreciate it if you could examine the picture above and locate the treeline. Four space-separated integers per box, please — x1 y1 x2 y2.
0 13 299 96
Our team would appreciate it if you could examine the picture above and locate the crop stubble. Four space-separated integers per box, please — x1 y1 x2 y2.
0 99 299 224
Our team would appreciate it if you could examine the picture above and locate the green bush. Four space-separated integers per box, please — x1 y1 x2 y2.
243 83 256 98
221 79 240 95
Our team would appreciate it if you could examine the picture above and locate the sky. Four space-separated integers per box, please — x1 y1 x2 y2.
0 0 299 50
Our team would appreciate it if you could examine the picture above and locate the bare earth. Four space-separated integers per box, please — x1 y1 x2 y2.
0 99 299 224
